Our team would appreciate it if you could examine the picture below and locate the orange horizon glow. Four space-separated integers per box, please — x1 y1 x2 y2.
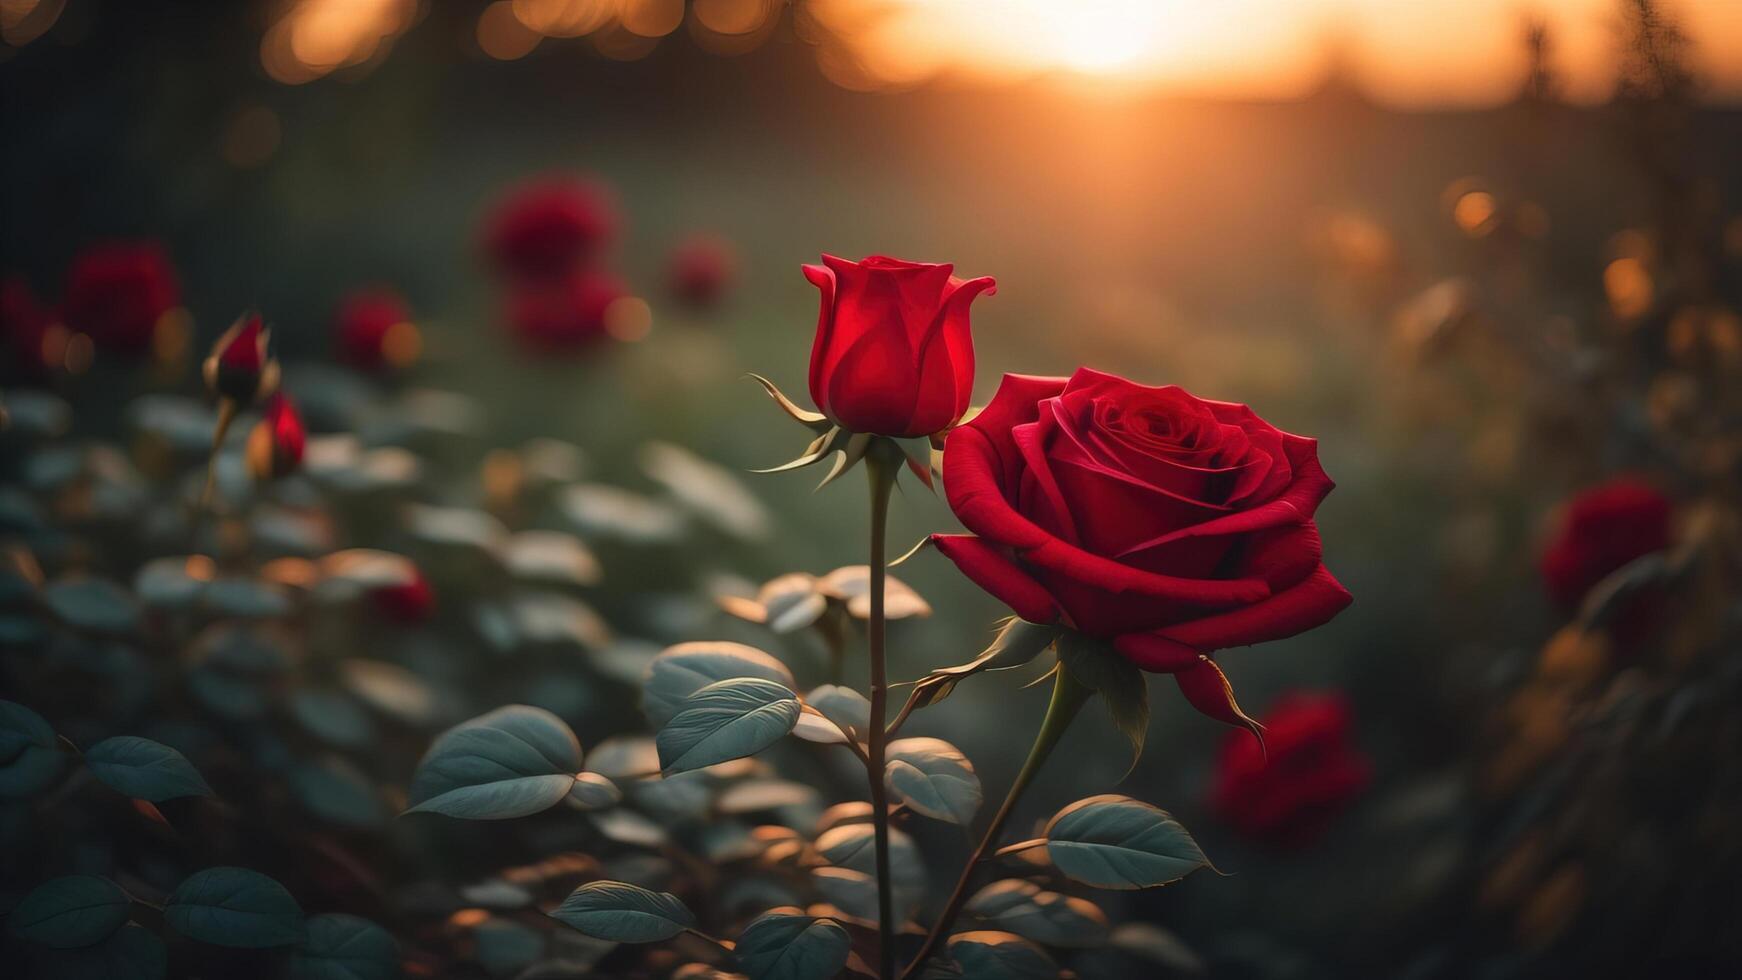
807 0 1742 105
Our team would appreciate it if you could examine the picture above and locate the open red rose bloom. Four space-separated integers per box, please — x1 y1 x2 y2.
933 368 1352 728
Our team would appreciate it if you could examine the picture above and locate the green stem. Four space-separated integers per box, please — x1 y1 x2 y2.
899 661 1092 980
864 449 899 980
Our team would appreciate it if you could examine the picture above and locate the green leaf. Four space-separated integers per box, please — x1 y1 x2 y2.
965 879 1108 948
564 772 622 811
405 705 581 820
291 757 388 828
815 823 927 916
549 881 694 943
884 737 982 825
290 689 376 749
811 867 878 922
909 619 1058 712
735 910 851 980
84 736 213 802
8 875 131 948
641 641 796 729
472 917 544 977
656 677 800 774
166 867 304 948
42 578 140 634
1043 795 1208 890
30 922 165 980
1056 634 1148 769
284 914 400 980
944 930 1058 980
0 699 66 798
805 685 870 738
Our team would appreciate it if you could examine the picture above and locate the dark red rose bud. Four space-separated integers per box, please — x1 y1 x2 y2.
931 368 1351 733
371 567 434 624
203 313 279 404
667 234 736 309
62 241 181 358
246 393 305 480
804 254 994 437
1209 691 1370 848
1 275 59 382
483 177 618 280
504 271 628 354
1539 477 1672 647
335 288 421 373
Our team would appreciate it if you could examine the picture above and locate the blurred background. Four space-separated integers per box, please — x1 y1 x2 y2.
3 1 1741 978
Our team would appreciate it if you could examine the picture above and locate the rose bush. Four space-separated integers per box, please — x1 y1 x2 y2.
1208 691 1370 847
1539 477 1671 610
804 254 995 437
931 368 1351 727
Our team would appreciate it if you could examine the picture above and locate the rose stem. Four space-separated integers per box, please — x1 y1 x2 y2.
864 447 899 980
898 660 1091 980
194 396 238 540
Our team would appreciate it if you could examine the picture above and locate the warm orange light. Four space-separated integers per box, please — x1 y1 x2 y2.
381 321 422 369
808 0 1742 104
604 296 653 341
262 0 417 85
1453 191 1498 237
478 1 541 60
1604 258 1653 320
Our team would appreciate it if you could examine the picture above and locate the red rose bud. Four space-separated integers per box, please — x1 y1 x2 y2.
62 241 181 358
335 287 421 373
1209 691 1370 848
1 275 60 381
667 234 736 309
371 567 434 624
930 368 1351 732
246 393 305 480
483 177 618 280
203 313 280 404
1539 477 1671 647
504 271 628 354
804 254 994 437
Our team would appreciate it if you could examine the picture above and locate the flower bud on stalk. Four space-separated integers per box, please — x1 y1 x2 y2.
198 312 280 508
246 393 305 481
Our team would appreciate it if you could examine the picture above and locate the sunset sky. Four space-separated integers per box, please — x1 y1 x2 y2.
812 0 1742 103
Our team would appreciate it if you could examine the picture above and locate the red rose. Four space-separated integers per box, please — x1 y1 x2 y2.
931 368 1351 728
1539 478 1671 609
504 271 627 354
62 242 181 357
1208 691 1369 847
246 393 305 480
335 288 420 373
1538 477 1671 647
483 177 617 280
667 234 736 309
371 566 434 624
203 313 278 404
803 254 995 437
1 275 56 381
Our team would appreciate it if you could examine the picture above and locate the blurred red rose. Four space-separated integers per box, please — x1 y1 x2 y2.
1 275 57 381
203 313 278 404
371 567 434 624
1539 478 1672 609
335 288 420 373
1209 691 1370 847
246 392 305 480
483 177 617 281
1539 478 1672 647
931 368 1351 731
504 271 627 354
803 254 995 437
667 234 736 309
62 241 181 357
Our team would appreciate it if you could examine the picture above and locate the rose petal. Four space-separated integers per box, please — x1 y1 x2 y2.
1151 563 1351 651
945 425 1272 606
1112 632 1202 673
908 274 995 433
929 534 1059 624
1112 450 1335 557
1174 656 1264 745
803 261 839 415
